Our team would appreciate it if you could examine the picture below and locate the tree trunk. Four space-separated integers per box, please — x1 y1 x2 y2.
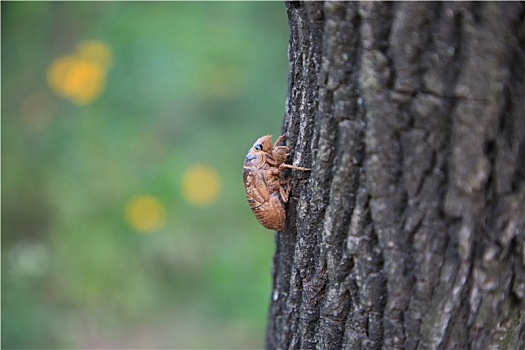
267 2 525 349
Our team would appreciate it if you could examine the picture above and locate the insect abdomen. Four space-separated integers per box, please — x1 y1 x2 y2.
251 194 285 231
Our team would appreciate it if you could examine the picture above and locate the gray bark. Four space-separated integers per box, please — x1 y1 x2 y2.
267 2 525 349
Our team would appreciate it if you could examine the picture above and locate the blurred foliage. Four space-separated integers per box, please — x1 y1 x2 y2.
2 2 289 348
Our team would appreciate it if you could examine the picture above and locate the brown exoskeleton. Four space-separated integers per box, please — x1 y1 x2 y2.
243 134 310 231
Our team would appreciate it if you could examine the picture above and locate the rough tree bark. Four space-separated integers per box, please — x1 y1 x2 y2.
267 2 525 349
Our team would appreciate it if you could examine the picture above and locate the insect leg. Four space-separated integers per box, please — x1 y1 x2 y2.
279 181 290 202
279 164 311 172
274 133 287 148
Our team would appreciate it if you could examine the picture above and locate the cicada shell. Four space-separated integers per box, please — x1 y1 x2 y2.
243 134 310 231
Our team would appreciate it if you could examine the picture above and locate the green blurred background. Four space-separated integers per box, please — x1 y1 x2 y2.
2 2 289 348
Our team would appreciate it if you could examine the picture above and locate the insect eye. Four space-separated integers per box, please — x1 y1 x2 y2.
254 143 263 151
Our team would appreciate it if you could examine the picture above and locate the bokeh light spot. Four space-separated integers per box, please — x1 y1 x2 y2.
125 195 167 234
47 40 112 105
76 40 113 70
182 164 221 207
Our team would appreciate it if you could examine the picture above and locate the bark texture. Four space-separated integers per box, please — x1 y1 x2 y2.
267 2 525 349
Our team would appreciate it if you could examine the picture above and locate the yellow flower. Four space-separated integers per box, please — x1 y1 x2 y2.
125 195 167 234
182 164 221 207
